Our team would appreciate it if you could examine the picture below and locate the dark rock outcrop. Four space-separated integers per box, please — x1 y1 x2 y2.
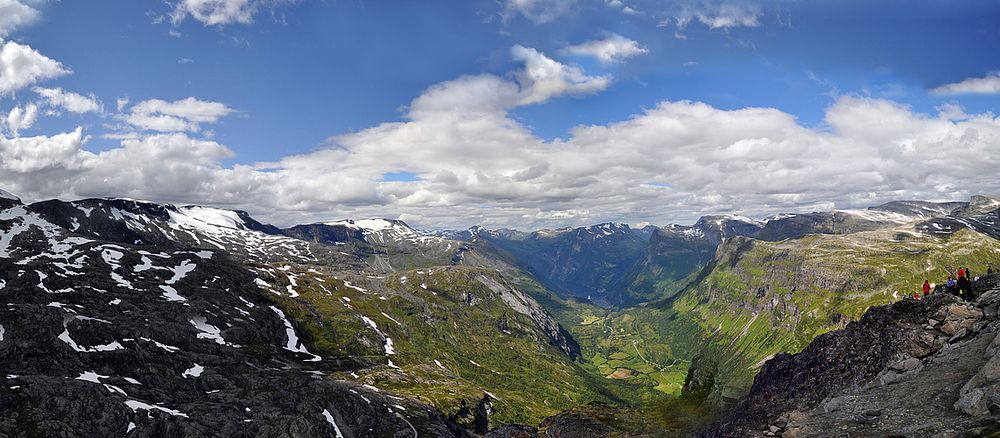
705 275 1000 437
0 197 465 437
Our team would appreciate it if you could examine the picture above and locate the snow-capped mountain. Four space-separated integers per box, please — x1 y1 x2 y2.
0 193 459 437
25 197 312 263
0 189 585 436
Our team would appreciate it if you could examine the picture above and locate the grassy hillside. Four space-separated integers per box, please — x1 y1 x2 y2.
262 224 1000 429
571 227 1000 407
264 264 660 426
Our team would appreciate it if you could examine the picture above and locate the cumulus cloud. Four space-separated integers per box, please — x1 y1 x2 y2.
4 89 1000 231
0 41 69 95
931 72 1000 96
0 127 85 174
503 0 577 24
0 128 263 204
170 0 292 26
561 34 648 64
0 0 40 37
122 97 234 132
2 49 1000 230
33 87 102 114
511 45 611 105
5 103 37 135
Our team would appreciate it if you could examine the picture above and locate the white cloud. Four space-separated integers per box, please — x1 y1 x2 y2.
511 45 611 105
4 66 1000 230
407 45 610 116
696 3 760 29
0 127 85 174
561 34 648 64
503 0 576 24
170 0 292 26
172 0 255 25
0 0 40 37
123 97 234 132
0 128 254 202
931 72 1000 96
33 87 102 114
0 41 69 95
668 2 762 31
5 103 36 134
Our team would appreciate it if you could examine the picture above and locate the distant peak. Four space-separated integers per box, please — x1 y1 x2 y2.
586 222 629 230
0 189 21 203
325 218 411 232
969 194 1000 207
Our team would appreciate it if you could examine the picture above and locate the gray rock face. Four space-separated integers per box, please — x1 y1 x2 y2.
475 274 581 359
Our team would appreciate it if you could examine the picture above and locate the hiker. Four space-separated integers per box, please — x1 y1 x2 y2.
958 267 966 278
946 276 957 294
923 280 931 297
966 267 972 280
957 275 972 300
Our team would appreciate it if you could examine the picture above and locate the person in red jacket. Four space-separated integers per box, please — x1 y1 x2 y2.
958 267 966 278
923 280 931 296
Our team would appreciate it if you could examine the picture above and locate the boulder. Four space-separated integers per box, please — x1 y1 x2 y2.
888 356 921 373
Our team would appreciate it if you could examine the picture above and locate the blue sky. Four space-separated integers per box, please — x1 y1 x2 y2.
1 0 1000 228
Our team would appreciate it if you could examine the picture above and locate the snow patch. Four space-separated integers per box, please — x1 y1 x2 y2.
182 364 204 378
342 280 367 293
124 400 189 418
270 306 321 361
59 324 124 353
0 189 19 202
75 371 109 384
165 260 196 284
322 409 346 438
381 312 401 326
160 285 186 302
189 316 226 345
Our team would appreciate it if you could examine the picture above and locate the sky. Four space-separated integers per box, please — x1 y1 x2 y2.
1 0 999 230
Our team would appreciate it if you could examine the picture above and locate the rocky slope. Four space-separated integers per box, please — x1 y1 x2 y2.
706 274 1000 437
0 191 599 435
0 194 463 437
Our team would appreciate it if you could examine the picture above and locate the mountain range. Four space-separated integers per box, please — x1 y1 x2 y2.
3 189 1000 436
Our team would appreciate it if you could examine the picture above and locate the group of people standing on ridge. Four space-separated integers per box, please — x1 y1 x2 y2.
919 265 995 302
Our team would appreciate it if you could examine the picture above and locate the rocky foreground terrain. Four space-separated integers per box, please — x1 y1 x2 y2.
706 274 1000 437
484 275 1000 437
0 194 468 437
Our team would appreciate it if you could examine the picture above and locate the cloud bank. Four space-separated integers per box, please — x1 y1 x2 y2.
2 68 998 229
